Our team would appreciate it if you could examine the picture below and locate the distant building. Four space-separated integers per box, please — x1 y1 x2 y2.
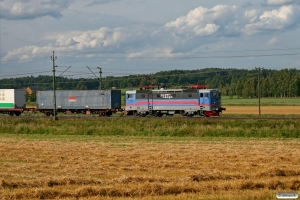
26 86 39 94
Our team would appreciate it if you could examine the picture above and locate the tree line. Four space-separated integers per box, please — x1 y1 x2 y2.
1 68 300 100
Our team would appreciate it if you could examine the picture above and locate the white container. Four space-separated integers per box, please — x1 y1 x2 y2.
0 89 26 109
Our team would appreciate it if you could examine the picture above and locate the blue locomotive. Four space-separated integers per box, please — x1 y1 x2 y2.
125 88 226 117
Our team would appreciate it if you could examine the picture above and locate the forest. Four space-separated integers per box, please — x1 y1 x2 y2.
1 68 300 100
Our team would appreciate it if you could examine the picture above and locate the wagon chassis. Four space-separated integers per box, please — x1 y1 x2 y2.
39 108 117 117
0 108 23 116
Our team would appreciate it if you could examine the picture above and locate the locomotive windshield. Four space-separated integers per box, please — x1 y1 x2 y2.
211 91 220 104
211 91 219 98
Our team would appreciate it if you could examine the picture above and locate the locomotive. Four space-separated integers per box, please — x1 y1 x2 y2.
125 88 225 117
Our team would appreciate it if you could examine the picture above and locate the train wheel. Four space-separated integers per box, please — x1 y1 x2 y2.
15 112 21 116
9 112 14 116
156 112 163 117
105 111 112 117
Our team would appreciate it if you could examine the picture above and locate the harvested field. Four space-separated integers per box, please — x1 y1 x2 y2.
0 136 299 199
224 106 300 115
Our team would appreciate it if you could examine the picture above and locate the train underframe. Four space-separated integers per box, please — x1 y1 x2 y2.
0 108 23 116
127 109 223 117
39 109 116 117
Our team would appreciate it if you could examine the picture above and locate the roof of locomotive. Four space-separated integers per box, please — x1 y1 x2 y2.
126 88 219 94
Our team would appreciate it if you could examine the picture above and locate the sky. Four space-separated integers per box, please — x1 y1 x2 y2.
1 0 300 79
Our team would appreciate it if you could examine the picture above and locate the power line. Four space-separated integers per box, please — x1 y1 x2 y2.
4 47 300 55
0 70 53 78
0 68 267 86
1 56 49 62
1 50 300 62
63 52 300 59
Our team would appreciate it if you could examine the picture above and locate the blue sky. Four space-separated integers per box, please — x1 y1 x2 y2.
1 0 300 79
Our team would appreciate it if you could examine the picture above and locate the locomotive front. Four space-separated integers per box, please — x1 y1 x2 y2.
200 89 226 117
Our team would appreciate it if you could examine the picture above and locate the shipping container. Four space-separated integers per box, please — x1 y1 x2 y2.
36 90 121 116
0 89 26 116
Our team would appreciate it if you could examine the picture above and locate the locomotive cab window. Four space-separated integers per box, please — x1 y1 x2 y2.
204 93 208 98
200 93 203 98
127 94 133 99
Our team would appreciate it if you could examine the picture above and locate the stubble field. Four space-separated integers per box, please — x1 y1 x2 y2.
1 136 300 200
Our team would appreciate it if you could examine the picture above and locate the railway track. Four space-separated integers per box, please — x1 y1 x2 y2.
1 114 300 120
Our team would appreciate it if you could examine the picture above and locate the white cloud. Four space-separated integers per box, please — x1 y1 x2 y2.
0 0 74 20
127 47 174 59
193 24 220 36
244 9 258 23
55 37 78 47
2 26 150 61
165 5 237 37
267 37 279 45
243 5 300 34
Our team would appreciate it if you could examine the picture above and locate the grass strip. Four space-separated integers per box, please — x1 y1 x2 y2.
1 118 300 138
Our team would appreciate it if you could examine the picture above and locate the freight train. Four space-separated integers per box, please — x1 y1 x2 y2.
0 89 121 116
125 88 225 117
0 88 225 117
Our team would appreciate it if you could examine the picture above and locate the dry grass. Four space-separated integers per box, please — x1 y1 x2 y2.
225 106 300 114
0 137 299 199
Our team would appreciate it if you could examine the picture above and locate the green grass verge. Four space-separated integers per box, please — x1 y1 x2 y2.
1 118 300 138
222 96 300 106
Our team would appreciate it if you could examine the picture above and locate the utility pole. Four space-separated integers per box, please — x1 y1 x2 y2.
51 51 58 120
255 67 263 116
97 67 102 90
86 66 102 90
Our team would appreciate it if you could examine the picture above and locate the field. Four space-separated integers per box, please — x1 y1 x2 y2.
3 94 300 199
224 106 300 115
222 96 300 106
1 135 300 200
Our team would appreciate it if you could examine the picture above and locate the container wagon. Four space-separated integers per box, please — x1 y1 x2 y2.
125 88 225 117
0 89 26 116
36 90 121 116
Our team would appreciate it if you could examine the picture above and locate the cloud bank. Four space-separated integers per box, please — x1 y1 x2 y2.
2 3 300 62
243 5 300 34
0 0 73 20
165 5 237 37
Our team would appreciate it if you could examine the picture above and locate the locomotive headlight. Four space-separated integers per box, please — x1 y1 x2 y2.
85 105 89 109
